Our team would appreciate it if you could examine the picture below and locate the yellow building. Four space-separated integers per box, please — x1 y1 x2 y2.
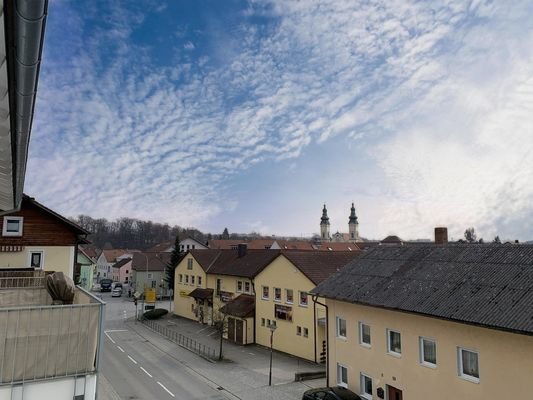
174 245 279 344
313 243 533 400
0 195 89 279
254 251 360 362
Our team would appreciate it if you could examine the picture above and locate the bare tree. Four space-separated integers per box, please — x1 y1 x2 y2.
464 227 477 243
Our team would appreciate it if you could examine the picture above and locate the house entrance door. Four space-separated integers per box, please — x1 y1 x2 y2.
388 385 402 400
236 319 244 344
228 317 236 342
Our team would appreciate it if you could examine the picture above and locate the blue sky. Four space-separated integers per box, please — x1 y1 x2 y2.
26 0 533 241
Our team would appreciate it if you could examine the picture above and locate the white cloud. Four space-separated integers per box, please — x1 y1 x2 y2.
25 0 533 239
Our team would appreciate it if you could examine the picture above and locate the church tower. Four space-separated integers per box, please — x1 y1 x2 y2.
348 202 359 241
320 204 331 240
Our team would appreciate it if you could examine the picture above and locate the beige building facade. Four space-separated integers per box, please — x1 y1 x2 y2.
314 242 533 400
328 300 533 400
174 253 210 322
254 254 326 362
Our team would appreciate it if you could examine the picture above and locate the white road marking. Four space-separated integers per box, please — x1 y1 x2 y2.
140 366 152 378
117 346 125 353
127 355 138 364
157 381 175 397
197 327 209 333
104 332 116 344
207 331 217 336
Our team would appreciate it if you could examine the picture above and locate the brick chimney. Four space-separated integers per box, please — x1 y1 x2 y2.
434 227 448 244
237 243 248 258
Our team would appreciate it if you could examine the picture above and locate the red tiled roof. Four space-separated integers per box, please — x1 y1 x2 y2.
316 242 360 251
281 250 361 285
131 252 171 271
189 248 280 278
147 241 173 252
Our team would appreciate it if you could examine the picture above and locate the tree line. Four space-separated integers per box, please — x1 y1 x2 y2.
71 215 207 250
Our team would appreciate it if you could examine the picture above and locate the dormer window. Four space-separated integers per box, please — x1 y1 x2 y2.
3 216 23 237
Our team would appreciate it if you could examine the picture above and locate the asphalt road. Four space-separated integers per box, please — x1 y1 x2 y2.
100 293 228 400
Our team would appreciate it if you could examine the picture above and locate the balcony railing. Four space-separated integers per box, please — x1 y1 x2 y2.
0 272 105 386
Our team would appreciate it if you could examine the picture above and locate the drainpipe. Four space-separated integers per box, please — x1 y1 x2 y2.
251 278 256 343
312 294 329 387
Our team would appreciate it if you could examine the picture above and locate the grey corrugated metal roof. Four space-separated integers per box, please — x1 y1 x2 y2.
312 244 533 335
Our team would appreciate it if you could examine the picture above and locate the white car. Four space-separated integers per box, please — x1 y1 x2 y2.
111 287 122 297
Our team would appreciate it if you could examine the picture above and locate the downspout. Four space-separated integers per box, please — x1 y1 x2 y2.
312 294 329 387
313 297 317 363
251 278 256 344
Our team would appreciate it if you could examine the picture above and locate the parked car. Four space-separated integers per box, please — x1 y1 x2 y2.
112 287 123 297
112 282 123 290
100 279 113 292
302 387 362 400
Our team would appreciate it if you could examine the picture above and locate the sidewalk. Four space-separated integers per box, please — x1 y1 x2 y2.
131 314 326 399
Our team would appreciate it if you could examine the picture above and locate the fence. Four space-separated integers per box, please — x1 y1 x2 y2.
142 319 218 361
0 271 46 289
0 284 105 385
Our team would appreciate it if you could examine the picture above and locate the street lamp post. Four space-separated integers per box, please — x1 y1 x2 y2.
268 323 277 386
140 253 149 319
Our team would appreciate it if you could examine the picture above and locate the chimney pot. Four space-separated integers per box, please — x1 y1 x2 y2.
435 227 448 244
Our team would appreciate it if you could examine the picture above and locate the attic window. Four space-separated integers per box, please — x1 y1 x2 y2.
3 217 23 237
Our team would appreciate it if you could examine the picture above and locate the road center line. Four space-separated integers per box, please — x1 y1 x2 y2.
157 381 175 398
127 355 138 364
140 366 152 378
104 332 116 344
117 346 125 353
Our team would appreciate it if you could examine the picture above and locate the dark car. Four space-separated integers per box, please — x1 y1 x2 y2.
302 387 362 400
100 279 113 292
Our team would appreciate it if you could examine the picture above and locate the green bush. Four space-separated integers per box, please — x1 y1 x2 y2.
143 308 168 320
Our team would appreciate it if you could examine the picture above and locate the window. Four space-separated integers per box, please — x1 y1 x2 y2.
261 318 265 327
29 251 44 269
180 245 184 250
274 287 281 302
2 216 23 236
303 327 308 338
187 245 190 250
299 291 308 306
191 276 195 285
270 320 276 328
267 319 271 327
216 278 222 294
147 273 153 279
387 329 402 356
179 274 183 283
359 322 371 347
244 281 251 293
262 286 269 300
187 259 193 269
192 245 195 249
185 275 189 284
420 337 437 367
151 280 156 288
360 373 373 399
336 316 347 339
275 304 293 321
296 326 302 336
286 289 293 304
125 270 129 274
237 281 243 292
337 364 348 388
458 348 479 382
197 276 202 286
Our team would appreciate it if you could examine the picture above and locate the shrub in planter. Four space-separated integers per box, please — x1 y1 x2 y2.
143 308 168 320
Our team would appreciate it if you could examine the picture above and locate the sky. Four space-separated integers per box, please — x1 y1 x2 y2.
26 0 533 241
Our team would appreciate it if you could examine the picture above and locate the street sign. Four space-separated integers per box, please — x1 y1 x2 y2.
144 305 155 311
